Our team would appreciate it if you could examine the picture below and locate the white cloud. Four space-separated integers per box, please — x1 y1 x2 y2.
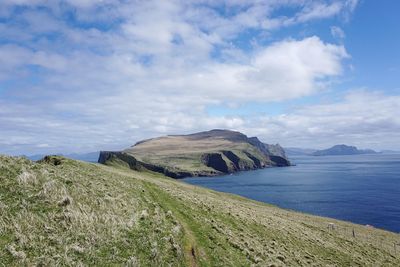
296 1 343 22
1 0 385 156
261 0 359 30
242 91 400 150
331 26 345 39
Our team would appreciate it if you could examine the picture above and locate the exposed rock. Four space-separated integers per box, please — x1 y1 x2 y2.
202 153 230 173
38 155 64 166
243 151 263 168
270 156 290 167
98 151 142 170
221 150 242 171
221 150 263 171
248 137 290 166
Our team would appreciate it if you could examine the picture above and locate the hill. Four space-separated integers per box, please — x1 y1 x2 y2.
0 155 399 266
99 129 290 178
312 145 378 156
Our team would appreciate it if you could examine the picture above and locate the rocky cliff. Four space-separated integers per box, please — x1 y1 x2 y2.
99 129 290 178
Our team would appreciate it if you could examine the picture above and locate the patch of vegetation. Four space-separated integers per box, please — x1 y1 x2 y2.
0 155 399 266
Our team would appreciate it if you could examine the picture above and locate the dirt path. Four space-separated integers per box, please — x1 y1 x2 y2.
142 181 200 267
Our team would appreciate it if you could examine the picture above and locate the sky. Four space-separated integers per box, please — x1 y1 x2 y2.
0 0 399 155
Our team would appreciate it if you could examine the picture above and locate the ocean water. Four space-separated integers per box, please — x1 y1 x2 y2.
184 154 400 233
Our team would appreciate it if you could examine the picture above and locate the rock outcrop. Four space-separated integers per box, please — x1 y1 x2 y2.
202 153 230 173
248 137 290 166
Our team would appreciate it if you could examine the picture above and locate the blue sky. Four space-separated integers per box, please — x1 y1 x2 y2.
0 0 399 155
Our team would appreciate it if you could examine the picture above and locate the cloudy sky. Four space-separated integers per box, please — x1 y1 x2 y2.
0 0 399 155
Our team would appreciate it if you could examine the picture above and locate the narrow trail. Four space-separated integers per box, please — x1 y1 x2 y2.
102 165 201 266
180 220 199 267
142 181 201 267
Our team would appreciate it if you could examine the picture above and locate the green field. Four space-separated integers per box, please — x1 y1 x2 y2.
1 155 399 266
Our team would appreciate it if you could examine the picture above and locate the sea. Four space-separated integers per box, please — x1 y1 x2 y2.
184 154 400 233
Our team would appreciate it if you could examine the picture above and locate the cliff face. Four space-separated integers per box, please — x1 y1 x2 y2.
99 129 290 178
247 137 290 166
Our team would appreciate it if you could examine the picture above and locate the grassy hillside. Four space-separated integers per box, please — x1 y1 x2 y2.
1 155 399 266
100 129 290 178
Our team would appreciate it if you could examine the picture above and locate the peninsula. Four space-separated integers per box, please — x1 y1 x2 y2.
99 129 290 178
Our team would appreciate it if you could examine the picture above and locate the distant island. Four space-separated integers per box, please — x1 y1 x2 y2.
99 129 290 178
312 144 378 156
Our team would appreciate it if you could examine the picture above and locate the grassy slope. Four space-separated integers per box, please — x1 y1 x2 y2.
0 155 399 266
124 135 268 174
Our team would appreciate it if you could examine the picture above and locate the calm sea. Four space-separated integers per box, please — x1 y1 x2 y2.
184 154 400 233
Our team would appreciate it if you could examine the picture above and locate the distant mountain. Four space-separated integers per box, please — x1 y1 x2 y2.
312 145 378 156
284 147 317 156
99 129 290 178
26 152 99 162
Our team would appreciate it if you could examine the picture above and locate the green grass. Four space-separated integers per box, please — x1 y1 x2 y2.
0 155 399 266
